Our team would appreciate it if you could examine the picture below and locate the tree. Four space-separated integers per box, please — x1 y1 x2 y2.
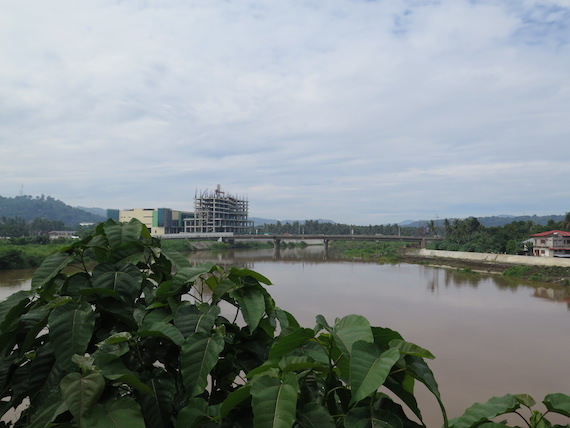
562 212 570 231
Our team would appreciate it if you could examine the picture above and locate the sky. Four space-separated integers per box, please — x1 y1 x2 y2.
1 0 569 225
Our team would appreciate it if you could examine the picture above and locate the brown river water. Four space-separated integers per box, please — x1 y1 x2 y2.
1 245 568 426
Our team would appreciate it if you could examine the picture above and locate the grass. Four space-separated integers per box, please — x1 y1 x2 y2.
502 265 532 277
331 241 407 262
0 242 66 270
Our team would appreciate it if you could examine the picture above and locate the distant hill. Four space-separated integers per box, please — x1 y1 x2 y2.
0 195 105 226
402 214 566 228
75 206 107 218
250 217 336 226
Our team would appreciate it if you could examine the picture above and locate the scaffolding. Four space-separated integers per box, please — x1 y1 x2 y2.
187 185 253 234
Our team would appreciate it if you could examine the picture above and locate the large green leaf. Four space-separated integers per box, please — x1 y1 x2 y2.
27 388 68 428
82 397 146 428
60 372 105 422
405 356 448 426
0 290 29 334
372 327 404 347
162 248 191 270
31 252 74 290
389 340 435 359
384 375 424 424
448 394 520 428
268 328 315 360
350 342 400 404
298 402 336 427
139 372 176 428
275 308 300 336
48 302 95 367
229 267 272 285
107 241 145 265
137 321 184 346
181 332 225 397
174 304 220 338
231 286 266 333
333 315 374 357
176 397 210 428
101 359 152 395
221 385 252 418
544 393 570 417
209 278 239 304
251 372 299 428
91 263 143 304
104 219 143 250
344 406 404 428
170 266 212 291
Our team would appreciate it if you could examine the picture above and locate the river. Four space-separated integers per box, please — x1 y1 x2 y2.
1 246 568 426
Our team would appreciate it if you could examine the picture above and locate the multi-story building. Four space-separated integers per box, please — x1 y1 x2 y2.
184 185 253 234
106 185 252 236
107 208 193 235
530 230 570 257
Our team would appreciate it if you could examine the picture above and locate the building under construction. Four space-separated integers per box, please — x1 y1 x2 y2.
185 185 253 234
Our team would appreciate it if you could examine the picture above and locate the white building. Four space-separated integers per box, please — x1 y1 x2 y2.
530 230 570 257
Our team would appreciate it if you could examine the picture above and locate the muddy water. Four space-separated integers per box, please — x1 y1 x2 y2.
1 246 568 426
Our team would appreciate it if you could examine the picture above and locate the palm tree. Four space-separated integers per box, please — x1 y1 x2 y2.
562 212 570 231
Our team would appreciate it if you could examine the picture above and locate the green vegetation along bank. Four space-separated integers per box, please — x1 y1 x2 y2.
1 218 568 427
333 241 570 286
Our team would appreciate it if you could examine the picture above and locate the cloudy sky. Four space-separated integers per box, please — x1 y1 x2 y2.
1 0 569 225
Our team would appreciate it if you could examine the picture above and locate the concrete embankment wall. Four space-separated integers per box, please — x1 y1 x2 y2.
416 249 570 267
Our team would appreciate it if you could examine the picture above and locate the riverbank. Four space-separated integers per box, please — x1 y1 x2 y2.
403 249 570 285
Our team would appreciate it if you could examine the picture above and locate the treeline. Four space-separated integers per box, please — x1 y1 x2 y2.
0 195 104 225
0 217 68 240
0 217 71 241
431 213 570 254
257 220 420 236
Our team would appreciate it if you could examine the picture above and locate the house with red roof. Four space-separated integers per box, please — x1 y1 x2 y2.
529 230 570 257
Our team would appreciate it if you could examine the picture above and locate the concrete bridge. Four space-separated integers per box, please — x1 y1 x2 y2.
227 234 441 250
158 233 441 249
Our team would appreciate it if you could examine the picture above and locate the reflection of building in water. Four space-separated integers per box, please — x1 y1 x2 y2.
534 287 569 302
534 287 570 311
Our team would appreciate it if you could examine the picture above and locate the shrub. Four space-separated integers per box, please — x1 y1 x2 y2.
502 265 532 277
0 219 447 427
0 219 568 427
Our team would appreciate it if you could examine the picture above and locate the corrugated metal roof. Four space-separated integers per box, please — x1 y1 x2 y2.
530 230 570 237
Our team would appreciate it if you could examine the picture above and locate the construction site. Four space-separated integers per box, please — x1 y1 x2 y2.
185 185 253 234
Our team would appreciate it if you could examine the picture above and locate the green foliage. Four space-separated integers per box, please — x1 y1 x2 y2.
0 219 447 427
333 241 403 261
258 220 420 237
502 266 532 277
448 393 570 428
0 243 64 270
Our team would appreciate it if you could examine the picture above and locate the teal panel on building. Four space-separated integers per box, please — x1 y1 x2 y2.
107 209 120 221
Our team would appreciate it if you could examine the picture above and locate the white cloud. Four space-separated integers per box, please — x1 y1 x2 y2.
0 0 569 223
